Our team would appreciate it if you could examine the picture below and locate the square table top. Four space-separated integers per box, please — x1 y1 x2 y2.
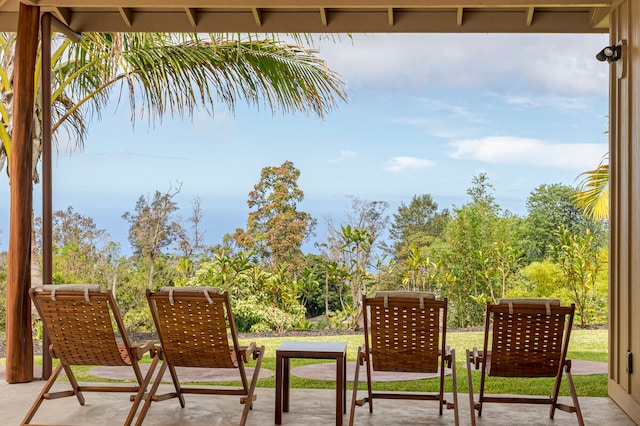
277 341 347 356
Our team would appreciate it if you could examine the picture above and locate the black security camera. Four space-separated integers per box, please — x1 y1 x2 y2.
596 45 622 63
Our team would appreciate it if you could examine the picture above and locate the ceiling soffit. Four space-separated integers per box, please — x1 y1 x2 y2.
0 1 611 33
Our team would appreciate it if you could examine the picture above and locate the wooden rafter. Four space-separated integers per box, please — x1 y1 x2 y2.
252 7 262 27
526 6 535 26
118 6 133 27
320 7 328 26
185 7 197 27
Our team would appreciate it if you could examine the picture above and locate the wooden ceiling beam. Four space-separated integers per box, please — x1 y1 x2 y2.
27 1 612 7
42 9 608 33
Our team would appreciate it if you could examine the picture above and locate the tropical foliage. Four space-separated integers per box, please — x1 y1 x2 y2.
1 165 609 332
575 154 609 222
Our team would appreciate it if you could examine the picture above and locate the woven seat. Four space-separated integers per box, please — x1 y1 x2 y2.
349 291 459 426
136 287 265 426
23 284 159 426
466 299 584 426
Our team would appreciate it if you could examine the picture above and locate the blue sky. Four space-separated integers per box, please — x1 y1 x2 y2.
0 33 610 254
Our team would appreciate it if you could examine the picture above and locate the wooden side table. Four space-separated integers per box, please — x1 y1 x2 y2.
275 341 347 425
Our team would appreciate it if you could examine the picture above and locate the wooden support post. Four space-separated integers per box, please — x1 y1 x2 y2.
41 13 53 379
6 3 40 384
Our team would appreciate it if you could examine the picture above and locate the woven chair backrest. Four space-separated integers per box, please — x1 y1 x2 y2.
148 287 237 369
30 285 130 366
366 292 445 373
487 299 574 378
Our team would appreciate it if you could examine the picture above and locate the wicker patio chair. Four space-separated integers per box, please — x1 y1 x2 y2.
136 287 265 426
466 298 584 426
349 291 459 426
23 284 158 426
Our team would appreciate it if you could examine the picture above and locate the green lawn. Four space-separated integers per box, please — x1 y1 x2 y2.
2 329 609 397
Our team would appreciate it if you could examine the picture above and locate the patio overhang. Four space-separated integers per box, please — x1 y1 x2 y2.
0 1 611 33
8 0 640 425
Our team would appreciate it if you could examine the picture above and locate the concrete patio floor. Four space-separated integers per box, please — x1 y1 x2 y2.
1 379 634 426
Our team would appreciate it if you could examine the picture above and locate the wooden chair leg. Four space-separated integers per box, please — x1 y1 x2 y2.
564 369 585 426
22 363 64 425
61 363 85 406
125 352 160 426
466 349 477 426
449 349 459 426
364 350 373 414
240 346 264 426
134 360 169 426
349 346 364 426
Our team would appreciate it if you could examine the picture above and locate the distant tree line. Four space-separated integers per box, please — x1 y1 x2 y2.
0 161 608 332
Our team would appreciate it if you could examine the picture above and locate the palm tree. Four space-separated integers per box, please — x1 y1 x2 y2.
1 32 347 179
575 153 609 222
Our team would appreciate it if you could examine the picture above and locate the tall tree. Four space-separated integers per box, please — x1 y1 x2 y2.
233 161 316 273
522 183 605 263
387 194 449 280
176 197 206 279
33 206 111 284
438 173 518 326
122 183 183 289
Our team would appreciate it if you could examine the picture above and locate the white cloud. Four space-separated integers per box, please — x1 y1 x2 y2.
384 156 435 173
328 150 356 163
316 33 609 98
448 136 607 171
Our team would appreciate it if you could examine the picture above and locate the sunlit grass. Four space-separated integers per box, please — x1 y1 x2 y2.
1 329 609 397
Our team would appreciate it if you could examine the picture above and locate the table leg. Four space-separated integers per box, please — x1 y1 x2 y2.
336 355 344 426
283 357 290 413
275 353 282 424
343 353 347 414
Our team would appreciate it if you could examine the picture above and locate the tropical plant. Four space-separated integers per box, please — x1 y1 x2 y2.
1 32 347 177
575 153 609 222
552 226 606 327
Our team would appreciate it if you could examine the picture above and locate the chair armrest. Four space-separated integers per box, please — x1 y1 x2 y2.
471 347 482 370
240 342 259 362
357 344 367 365
131 340 156 360
444 346 454 368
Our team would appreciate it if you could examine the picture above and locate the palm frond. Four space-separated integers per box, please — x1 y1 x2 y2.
575 154 609 221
